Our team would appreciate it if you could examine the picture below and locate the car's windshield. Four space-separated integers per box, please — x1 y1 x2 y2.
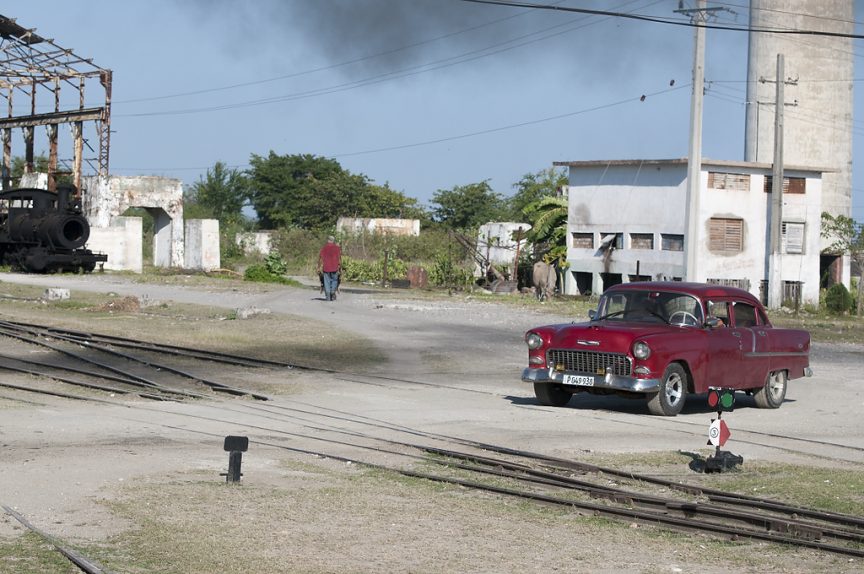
594 290 704 326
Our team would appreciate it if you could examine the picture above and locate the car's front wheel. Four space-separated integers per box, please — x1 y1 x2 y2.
534 383 572 407
753 370 787 409
647 363 688 416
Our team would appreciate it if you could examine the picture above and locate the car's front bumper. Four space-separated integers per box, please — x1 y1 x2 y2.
522 367 661 393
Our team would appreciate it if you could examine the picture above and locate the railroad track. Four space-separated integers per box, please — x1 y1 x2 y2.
2 319 863 569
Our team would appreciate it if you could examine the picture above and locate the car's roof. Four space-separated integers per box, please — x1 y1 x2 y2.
605 281 761 304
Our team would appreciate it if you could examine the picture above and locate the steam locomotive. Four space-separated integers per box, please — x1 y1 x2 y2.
0 186 107 273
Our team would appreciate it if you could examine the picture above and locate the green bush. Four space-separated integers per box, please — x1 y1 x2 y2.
340 256 378 282
244 263 295 284
265 251 288 275
825 283 853 315
428 252 474 288
339 253 408 283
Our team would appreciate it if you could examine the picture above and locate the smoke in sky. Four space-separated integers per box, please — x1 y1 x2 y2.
188 0 688 82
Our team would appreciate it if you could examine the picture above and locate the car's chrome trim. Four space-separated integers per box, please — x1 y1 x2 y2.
522 367 660 393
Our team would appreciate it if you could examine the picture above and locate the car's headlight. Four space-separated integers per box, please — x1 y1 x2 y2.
526 332 544 350
633 341 651 359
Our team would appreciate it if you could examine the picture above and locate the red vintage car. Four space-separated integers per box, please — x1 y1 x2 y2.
522 282 811 416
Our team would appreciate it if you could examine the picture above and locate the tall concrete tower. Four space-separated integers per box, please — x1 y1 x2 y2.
744 0 854 219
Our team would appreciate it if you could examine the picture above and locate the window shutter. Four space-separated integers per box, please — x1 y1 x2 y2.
782 222 804 254
709 218 743 252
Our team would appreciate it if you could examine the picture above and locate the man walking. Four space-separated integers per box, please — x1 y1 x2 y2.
318 235 342 301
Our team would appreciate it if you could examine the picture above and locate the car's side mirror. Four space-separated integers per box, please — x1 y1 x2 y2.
588 309 596 320
705 316 722 329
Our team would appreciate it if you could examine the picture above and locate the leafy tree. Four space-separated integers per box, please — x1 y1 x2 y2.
186 161 248 225
9 155 73 187
508 167 567 220
822 211 864 316
430 181 507 230
246 152 421 229
523 195 569 265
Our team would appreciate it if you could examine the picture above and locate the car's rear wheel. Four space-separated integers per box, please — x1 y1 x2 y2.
534 383 572 407
647 363 688 416
753 370 787 409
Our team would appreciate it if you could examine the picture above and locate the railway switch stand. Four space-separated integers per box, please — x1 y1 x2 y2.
704 388 743 473
221 435 249 483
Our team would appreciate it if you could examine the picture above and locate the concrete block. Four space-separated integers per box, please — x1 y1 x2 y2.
44 288 70 301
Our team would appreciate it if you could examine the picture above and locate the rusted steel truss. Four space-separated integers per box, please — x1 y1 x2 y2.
0 14 111 193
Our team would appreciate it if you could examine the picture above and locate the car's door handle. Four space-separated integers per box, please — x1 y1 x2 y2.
757 331 767 336
732 332 741 337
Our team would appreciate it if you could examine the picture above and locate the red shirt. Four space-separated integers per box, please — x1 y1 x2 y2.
319 243 341 272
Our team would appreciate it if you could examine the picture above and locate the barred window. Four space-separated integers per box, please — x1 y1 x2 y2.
708 172 750 191
708 218 743 252
571 232 594 249
661 234 684 251
630 233 654 250
764 176 806 194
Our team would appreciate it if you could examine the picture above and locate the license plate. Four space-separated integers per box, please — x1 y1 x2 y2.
563 374 595 387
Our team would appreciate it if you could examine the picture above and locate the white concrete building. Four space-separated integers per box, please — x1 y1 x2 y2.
556 159 826 307
475 222 531 278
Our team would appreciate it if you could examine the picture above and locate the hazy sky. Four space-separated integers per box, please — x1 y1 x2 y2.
3 0 862 221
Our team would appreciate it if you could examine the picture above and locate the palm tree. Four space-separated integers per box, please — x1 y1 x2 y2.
522 195 568 265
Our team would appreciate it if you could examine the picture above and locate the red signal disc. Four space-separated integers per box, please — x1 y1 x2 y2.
707 390 719 408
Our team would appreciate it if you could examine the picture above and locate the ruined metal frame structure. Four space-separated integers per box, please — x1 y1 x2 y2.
0 14 111 193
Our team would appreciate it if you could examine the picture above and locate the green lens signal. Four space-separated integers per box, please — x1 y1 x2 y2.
707 388 735 412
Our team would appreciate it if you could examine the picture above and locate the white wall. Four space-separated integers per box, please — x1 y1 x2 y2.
185 219 220 271
88 216 143 273
236 231 275 256
336 217 420 236
564 163 688 294
476 222 531 277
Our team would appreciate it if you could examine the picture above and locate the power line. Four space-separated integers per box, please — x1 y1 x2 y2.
458 0 864 38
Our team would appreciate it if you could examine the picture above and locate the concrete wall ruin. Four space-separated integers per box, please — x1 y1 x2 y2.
83 175 185 268
336 217 420 236
236 231 275 256
87 216 143 273
185 219 220 271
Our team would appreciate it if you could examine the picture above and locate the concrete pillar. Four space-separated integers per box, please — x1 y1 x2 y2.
185 219 220 271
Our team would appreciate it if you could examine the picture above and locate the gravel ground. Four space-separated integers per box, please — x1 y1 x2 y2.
0 271 862 574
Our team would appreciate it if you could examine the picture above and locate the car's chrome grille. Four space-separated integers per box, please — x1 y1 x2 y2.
547 350 632 376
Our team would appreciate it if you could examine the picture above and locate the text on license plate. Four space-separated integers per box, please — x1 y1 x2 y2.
563 374 594 387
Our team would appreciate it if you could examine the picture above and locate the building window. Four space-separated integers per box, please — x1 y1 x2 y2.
708 218 743 252
661 234 684 251
708 172 750 191
630 233 654 250
600 232 623 250
782 222 805 254
764 176 806 194
571 232 594 249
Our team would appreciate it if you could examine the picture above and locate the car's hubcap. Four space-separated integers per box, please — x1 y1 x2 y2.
769 373 785 399
666 373 683 405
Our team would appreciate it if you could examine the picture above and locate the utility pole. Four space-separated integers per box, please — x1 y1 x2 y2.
677 1 723 282
768 53 786 309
